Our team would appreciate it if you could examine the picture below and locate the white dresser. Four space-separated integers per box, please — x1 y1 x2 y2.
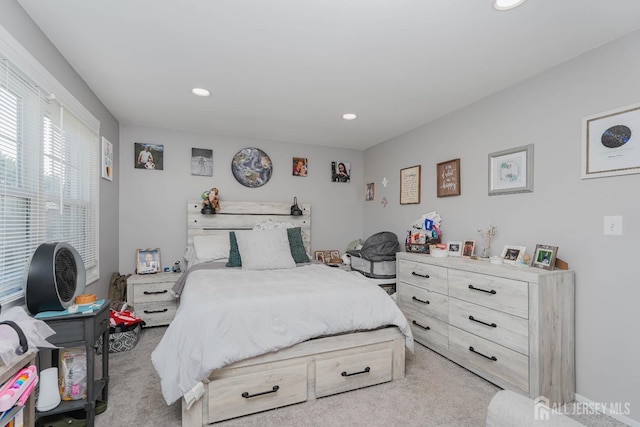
396 252 575 404
126 272 181 327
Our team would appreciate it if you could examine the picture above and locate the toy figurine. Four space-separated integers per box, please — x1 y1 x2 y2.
201 187 220 214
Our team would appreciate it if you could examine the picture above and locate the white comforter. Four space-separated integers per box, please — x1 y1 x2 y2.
151 264 414 405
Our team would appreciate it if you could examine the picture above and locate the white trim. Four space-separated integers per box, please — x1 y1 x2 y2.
0 23 100 133
574 393 639 427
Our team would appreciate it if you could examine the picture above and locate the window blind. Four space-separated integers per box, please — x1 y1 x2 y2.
0 56 99 305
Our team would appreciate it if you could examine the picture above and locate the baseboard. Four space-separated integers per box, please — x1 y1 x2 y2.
574 393 639 427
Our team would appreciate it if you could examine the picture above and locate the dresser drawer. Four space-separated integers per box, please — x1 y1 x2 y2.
397 282 448 323
207 363 307 423
137 301 177 327
406 313 448 351
449 298 528 355
449 326 529 393
397 260 448 294
448 270 528 318
315 349 392 398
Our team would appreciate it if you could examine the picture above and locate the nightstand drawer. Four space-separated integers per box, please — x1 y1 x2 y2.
137 301 177 327
132 282 175 303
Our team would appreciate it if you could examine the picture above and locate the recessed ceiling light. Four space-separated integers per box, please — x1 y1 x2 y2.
493 0 527 10
342 113 357 121
192 87 211 97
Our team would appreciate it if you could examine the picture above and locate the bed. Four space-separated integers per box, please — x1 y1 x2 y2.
151 201 413 426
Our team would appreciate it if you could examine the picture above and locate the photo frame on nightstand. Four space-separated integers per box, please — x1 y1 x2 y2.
136 248 160 274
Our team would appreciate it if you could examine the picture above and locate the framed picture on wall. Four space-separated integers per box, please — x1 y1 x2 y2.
135 143 164 170
488 145 533 196
365 183 375 201
331 161 350 182
436 158 460 197
582 102 640 179
191 148 213 176
101 137 113 181
293 157 308 176
400 165 421 205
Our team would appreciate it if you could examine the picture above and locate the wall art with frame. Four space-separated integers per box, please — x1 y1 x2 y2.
365 183 375 201
437 158 460 197
488 144 533 196
135 142 164 170
191 148 213 176
581 102 640 179
400 165 421 205
532 244 558 270
101 137 113 181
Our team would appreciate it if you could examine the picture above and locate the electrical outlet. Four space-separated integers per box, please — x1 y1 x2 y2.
603 216 622 235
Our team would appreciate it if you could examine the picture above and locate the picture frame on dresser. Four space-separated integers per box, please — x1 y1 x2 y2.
462 240 475 257
532 244 558 270
446 241 462 256
136 248 160 274
500 245 526 264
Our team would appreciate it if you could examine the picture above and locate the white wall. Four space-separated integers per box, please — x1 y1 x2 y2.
364 30 640 423
1 1 120 299
118 125 364 273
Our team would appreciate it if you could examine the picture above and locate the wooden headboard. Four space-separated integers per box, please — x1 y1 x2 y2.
187 200 312 255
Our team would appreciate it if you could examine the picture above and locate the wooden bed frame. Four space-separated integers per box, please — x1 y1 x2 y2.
181 201 407 426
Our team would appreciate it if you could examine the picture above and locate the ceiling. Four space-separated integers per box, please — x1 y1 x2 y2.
16 0 640 150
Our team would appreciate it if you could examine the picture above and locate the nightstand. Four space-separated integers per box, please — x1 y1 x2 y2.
127 272 181 327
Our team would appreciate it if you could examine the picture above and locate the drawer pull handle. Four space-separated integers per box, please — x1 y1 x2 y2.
242 385 279 398
412 320 430 331
143 290 168 295
341 367 371 377
469 346 497 361
411 271 430 279
143 308 168 314
468 284 497 295
469 316 497 328
411 296 430 305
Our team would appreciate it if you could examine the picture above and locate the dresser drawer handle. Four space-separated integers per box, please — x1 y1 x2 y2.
468 284 497 295
412 320 430 331
412 296 430 305
144 308 168 314
469 316 497 328
242 385 279 398
143 290 168 295
411 271 430 279
469 346 497 361
341 367 371 377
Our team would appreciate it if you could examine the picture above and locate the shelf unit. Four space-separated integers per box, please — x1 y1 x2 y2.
35 301 110 426
0 349 37 426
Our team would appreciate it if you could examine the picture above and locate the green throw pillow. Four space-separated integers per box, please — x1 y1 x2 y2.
287 227 310 263
226 231 242 267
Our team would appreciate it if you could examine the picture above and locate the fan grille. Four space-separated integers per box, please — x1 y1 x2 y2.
55 247 78 303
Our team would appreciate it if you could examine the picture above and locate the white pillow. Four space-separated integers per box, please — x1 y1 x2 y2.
235 229 296 270
193 234 230 263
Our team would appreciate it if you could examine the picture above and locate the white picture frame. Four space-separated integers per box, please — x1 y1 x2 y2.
101 137 113 181
500 245 526 265
581 102 640 179
447 241 462 257
488 144 534 196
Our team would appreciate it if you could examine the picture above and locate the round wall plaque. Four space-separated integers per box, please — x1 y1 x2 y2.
231 147 273 188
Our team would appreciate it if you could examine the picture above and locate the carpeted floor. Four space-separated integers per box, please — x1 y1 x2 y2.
94 327 627 427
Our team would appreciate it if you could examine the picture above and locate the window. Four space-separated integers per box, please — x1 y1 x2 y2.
0 54 99 305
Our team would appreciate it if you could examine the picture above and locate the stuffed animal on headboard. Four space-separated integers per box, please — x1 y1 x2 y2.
201 187 220 214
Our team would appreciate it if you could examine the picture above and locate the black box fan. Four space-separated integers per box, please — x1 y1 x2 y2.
24 242 86 314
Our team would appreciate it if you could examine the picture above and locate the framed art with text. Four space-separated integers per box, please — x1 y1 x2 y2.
400 165 421 205
582 102 640 179
437 158 460 197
